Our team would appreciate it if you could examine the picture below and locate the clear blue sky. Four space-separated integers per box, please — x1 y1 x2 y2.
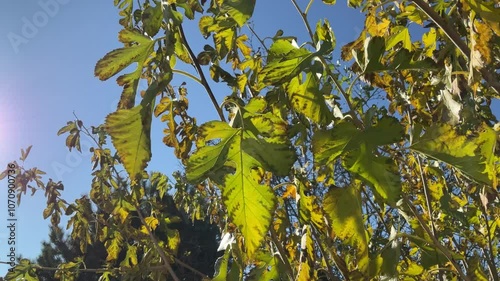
5 0 492 276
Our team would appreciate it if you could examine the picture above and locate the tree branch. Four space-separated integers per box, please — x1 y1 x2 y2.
411 0 500 94
173 6 226 122
270 227 295 280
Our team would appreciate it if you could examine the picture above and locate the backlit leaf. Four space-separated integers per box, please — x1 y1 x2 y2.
5 259 39 281
386 26 412 51
422 28 437 57
324 186 369 272
260 41 314 85
105 84 158 181
219 0 256 27
105 231 123 262
465 0 500 22
187 99 295 258
95 29 155 109
247 252 284 281
344 143 402 204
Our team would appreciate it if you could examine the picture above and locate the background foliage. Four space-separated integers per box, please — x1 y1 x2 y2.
3 0 500 280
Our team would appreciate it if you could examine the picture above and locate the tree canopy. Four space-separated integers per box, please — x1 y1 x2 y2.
2 0 500 280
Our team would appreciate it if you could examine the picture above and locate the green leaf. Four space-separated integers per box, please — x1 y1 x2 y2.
187 99 295 258
356 36 386 73
324 186 369 272
198 16 215 37
219 0 256 27
422 28 437 57
174 30 193 63
287 72 333 126
355 35 435 73
260 41 314 85
213 249 231 281
315 19 336 54
348 0 363 8
5 259 39 281
142 3 163 37
267 38 300 60
105 231 123 262
186 121 239 182
411 124 497 186
344 143 402 205
187 121 275 258
99 272 113 281
313 122 360 165
313 117 404 204
105 83 158 181
379 227 401 278
297 178 324 228
385 26 412 51
322 0 336 4
405 234 463 268
95 29 155 109
313 117 404 165
120 244 138 267
465 0 500 22
466 254 489 280
247 252 284 281
95 30 154 81
389 49 437 71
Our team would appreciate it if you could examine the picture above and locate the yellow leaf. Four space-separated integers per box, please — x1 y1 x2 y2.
422 28 437 57
167 228 181 255
144 216 159 231
282 184 297 199
365 10 390 37
473 20 493 64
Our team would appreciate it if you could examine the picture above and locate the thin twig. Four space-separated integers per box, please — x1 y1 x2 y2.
247 24 269 53
173 6 226 122
415 155 437 236
173 257 210 279
404 196 470 281
311 225 344 281
289 0 315 43
172 69 203 85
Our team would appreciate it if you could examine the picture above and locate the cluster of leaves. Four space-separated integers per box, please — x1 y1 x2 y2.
3 0 500 280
